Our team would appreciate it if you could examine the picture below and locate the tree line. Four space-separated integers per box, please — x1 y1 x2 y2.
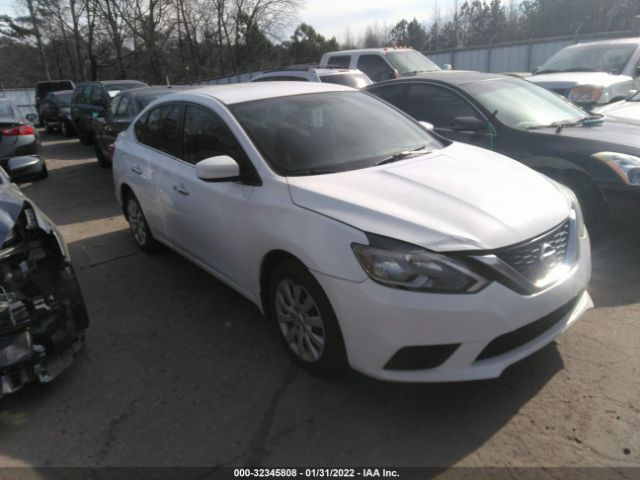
0 0 638 87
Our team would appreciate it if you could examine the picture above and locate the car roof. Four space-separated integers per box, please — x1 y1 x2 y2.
171 81 354 105
565 37 640 48
256 67 365 77
323 48 417 55
79 80 147 86
125 85 190 97
372 70 505 87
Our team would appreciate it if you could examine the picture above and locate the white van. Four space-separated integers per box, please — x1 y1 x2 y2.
320 47 441 82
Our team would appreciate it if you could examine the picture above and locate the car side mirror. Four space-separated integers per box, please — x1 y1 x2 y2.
419 121 435 131
451 116 487 132
626 89 638 100
442 64 452 71
25 113 37 123
195 155 240 182
7 156 46 183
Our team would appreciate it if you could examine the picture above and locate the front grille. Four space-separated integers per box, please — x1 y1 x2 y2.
476 293 581 361
495 219 571 283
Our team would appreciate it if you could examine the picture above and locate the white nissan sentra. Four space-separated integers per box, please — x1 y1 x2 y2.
112 82 593 382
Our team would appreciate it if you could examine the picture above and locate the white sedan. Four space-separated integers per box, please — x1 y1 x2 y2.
112 82 592 382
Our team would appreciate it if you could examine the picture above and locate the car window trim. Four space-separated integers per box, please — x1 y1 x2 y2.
134 102 186 164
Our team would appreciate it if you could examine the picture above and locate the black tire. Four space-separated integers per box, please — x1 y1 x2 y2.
268 260 347 376
38 163 48 180
124 192 161 253
93 135 111 168
562 177 608 232
78 126 92 145
61 119 73 138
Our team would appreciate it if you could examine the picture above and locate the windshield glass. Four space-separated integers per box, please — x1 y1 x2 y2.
464 78 587 129
320 73 372 89
230 91 443 176
537 44 636 75
57 93 72 107
386 50 441 75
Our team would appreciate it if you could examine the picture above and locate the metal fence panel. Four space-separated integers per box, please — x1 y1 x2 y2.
0 88 37 118
489 44 530 72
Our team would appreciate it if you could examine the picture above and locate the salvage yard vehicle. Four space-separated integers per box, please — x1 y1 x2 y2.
0 99 47 181
528 38 640 109
92 86 187 167
320 47 441 82
113 82 592 382
38 90 75 136
71 80 148 145
251 65 372 88
594 89 640 122
35 80 75 112
0 166 89 397
366 71 640 226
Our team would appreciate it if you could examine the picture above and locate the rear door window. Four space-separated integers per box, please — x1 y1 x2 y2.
138 104 182 157
327 56 351 68
357 55 394 82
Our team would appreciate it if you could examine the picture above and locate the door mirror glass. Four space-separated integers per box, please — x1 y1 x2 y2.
419 121 435 131
7 156 46 183
195 155 240 181
451 116 487 132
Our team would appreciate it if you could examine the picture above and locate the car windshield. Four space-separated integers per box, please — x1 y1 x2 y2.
57 93 72 107
386 50 441 75
320 73 372 89
536 44 636 75
464 78 588 129
230 91 443 176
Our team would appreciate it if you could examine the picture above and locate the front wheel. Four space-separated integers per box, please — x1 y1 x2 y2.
268 260 347 376
125 193 161 253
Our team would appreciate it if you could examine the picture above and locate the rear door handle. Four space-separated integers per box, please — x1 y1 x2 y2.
173 184 190 196
131 166 142 175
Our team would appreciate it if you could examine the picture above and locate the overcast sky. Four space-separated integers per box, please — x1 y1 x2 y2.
293 0 458 42
0 0 458 43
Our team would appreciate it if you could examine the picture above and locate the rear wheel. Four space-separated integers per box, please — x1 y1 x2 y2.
93 135 110 168
125 193 161 253
268 260 347 376
60 119 73 138
78 126 92 145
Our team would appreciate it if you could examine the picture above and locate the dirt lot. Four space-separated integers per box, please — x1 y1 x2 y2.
0 133 638 471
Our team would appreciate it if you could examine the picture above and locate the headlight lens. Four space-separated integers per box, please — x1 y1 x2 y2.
592 152 640 186
352 236 488 293
568 85 603 104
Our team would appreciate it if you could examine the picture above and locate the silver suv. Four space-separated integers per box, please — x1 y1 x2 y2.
250 65 372 89
529 38 640 109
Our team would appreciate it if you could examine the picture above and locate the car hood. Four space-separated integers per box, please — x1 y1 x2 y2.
287 142 570 252
528 71 632 89
0 183 25 244
593 101 640 123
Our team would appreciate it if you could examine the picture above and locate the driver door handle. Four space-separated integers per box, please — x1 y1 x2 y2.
131 166 142 175
173 184 190 196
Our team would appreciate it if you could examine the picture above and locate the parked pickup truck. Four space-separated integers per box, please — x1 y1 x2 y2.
528 38 640 110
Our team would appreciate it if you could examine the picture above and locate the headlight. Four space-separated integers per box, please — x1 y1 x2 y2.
568 85 603 104
352 235 489 293
592 152 640 186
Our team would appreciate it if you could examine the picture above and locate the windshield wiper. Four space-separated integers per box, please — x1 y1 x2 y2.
374 145 432 166
289 167 342 176
527 115 604 133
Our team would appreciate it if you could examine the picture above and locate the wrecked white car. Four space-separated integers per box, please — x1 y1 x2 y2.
0 167 88 397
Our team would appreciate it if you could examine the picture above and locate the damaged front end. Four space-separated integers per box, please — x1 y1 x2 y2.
0 197 89 397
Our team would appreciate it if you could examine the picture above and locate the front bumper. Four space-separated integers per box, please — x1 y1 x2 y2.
314 234 592 382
